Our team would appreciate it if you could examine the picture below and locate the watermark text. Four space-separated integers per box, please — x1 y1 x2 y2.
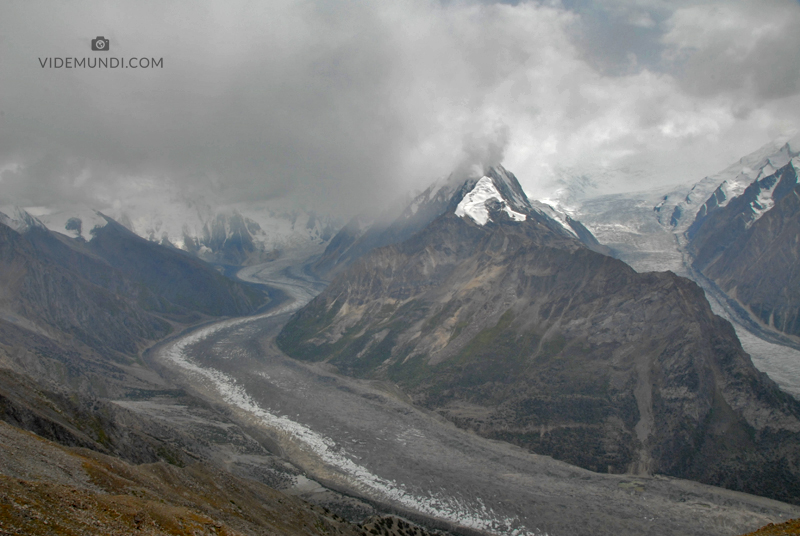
38 57 163 69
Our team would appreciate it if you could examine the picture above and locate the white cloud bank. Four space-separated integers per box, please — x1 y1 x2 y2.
0 0 798 215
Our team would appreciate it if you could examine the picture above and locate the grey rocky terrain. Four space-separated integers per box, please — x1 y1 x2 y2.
278 169 800 505
147 252 800 536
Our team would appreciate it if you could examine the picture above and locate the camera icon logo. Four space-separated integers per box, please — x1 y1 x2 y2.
91 36 110 51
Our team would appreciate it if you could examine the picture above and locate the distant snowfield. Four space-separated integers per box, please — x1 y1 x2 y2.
30 208 109 240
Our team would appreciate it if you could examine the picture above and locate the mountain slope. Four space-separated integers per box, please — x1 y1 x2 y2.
86 217 266 317
687 159 800 338
8 213 267 320
0 416 430 536
0 212 267 397
0 221 170 357
278 169 800 504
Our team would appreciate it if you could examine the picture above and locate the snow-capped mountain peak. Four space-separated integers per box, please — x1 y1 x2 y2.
656 137 800 232
450 166 599 242
454 176 526 225
743 155 800 229
0 206 50 234
34 208 109 240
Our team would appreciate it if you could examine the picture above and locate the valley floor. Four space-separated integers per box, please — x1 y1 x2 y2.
138 252 800 536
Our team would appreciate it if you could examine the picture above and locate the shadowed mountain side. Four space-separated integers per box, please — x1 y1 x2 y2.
76 217 266 318
688 162 800 339
0 216 267 353
0 222 171 356
278 210 800 504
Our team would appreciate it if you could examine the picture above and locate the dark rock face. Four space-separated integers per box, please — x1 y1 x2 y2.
688 162 800 338
86 218 265 318
280 208 800 504
202 211 259 265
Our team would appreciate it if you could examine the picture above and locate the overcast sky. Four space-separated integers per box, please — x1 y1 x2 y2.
1 0 799 216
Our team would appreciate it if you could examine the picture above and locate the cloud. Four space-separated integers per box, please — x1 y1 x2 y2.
0 0 799 217
662 1 800 101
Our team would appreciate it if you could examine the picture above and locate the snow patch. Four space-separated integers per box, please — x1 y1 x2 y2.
745 156 800 228
0 206 48 233
756 163 777 181
746 181 779 228
34 208 109 240
529 200 578 238
455 177 526 225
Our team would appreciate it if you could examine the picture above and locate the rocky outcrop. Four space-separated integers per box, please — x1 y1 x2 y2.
279 174 800 504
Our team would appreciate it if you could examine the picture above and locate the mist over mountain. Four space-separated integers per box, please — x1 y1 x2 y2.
313 166 607 280
9 198 339 267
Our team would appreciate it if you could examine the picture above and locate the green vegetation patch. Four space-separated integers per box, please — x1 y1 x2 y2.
387 353 430 387
538 333 567 360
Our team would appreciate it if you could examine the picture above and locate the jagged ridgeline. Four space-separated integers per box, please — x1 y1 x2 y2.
687 157 800 338
278 167 800 504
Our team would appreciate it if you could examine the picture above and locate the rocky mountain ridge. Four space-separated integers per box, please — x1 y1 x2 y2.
686 158 800 340
3 198 338 267
278 166 800 504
